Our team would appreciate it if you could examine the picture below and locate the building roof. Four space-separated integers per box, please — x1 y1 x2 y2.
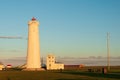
55 62 62 64
7 64 12 66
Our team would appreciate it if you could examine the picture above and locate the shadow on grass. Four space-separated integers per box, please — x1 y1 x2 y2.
57 71 120 79
7 77 11 80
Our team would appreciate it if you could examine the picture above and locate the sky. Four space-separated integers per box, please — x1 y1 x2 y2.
0 0 120 65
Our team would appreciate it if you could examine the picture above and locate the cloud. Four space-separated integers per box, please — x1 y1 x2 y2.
0 57 26 66
0 49 24 53
0 56 120 66
0 36 24 39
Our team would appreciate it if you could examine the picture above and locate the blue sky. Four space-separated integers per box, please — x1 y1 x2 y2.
0 0 120 60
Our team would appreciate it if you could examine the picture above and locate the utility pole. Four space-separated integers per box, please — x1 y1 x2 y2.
107 32 110 71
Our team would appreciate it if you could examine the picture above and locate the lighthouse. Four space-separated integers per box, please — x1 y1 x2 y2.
26 17 41 70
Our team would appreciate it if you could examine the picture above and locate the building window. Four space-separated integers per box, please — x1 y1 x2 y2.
48 56 51 59
49 64 51 67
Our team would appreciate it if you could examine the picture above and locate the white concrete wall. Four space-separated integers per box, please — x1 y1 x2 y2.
0 65 4 70
46 54 64 70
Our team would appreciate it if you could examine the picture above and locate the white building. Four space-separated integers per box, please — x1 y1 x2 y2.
46 54 64 70
6 64 12 68
0 62 4 70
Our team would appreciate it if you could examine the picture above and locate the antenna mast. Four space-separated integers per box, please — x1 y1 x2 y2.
107 32 110 71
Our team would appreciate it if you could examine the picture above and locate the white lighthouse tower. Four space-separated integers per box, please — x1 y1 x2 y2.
26 17 41 70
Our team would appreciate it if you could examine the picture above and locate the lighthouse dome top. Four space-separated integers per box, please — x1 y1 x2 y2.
28 17 39 26
31 17 36 21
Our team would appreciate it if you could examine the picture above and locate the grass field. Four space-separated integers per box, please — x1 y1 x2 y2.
0 66 120 80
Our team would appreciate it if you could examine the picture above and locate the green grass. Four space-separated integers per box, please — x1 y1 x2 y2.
0 70 120 80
